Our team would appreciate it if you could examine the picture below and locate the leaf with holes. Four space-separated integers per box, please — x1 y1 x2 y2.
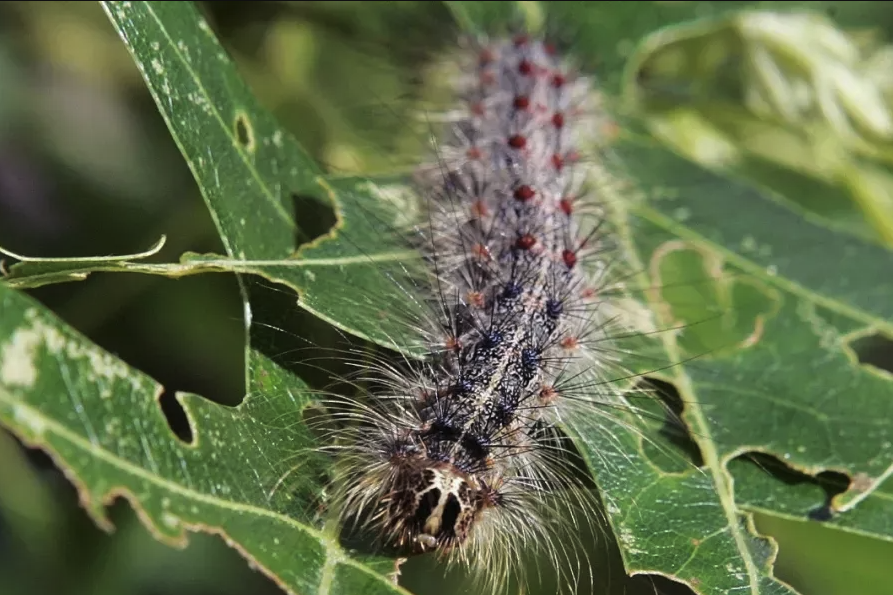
0 281 405 595
97 1 429 356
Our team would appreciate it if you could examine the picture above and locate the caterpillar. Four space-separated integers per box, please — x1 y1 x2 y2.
309 25 645 595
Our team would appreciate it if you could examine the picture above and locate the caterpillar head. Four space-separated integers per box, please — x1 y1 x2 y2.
385 463 497 553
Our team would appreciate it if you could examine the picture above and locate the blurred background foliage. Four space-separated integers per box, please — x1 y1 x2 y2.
0 2 891 595
625 4 893 246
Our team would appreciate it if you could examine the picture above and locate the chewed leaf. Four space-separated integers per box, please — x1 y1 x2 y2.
0 282 405 595
732 456 893 541
100 1 427 353
622 144 893 509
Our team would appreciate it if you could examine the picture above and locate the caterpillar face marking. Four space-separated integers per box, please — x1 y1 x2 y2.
384 463 493 552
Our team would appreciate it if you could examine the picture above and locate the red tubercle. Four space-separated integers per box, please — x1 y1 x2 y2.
515 234 537 250
561 249 577 268
472 243 492 261
466 290 485 308
518 59 533 76
513 95 530 110
551 73 566 88
581 287 597 299
559 197 574 215
551 154 564 171
560 336 579 350
466 146 482 160
470 102 485 117
539 385 558 405
514 184 535 202
508 134 527 149
445 335 462 352
551 112 565 128
470 199 489 217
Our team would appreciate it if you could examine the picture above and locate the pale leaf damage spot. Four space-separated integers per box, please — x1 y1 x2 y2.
1 324 41 388
2 309 145 393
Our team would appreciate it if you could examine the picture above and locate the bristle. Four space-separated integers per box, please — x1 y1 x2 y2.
320 32 631 594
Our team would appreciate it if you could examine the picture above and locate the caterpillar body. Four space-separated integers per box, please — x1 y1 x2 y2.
318 29 636 593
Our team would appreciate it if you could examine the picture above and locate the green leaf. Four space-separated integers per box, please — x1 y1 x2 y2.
100 1 428 354
601 145 893 584
732 457 893 544
0 281 405 595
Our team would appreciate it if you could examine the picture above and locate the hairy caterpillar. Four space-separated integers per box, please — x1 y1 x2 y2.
303 26 647 595
248 8 890 595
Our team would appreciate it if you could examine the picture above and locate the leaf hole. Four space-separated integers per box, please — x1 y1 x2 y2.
234 111 255 152
539 422 599 491
634 377 704 471
848 331 893 376
734 453 849 522
159 390 194 445
245 277 365 393
292 192 338 249
810 469 852 521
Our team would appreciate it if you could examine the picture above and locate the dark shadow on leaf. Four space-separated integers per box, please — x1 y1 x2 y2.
636 575 699 595
242 275 398 542
244 275 375 395
808 470 851 521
